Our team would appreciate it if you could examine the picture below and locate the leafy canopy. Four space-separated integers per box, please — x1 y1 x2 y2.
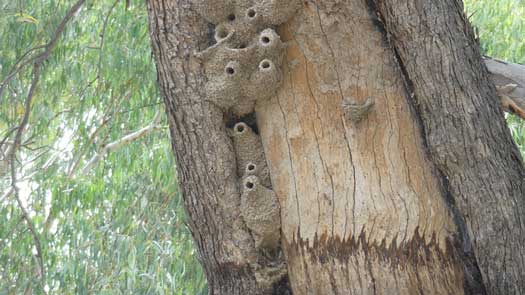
0 0 205 294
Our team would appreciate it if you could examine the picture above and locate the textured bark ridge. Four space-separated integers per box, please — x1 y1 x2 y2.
194 1 303 292
372 0 525 294
147 0 516 294
147 0 300 294
255 1 476 294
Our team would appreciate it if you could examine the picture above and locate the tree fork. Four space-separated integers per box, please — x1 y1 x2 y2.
255 1 481 293
147 0 524 294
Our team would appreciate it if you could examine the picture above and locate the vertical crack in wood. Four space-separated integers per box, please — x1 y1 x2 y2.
367 0 524 293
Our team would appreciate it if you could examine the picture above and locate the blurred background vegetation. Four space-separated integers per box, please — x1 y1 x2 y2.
0 0 206 294
0 0 523 294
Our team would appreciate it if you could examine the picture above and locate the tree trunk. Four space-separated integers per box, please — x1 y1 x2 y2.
147 0 524 294
372 1 525 294
257 1 473 294
146 2 263 294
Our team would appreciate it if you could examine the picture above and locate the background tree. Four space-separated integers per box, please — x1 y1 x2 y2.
0 0 523 294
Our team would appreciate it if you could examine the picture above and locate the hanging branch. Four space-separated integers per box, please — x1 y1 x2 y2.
5 0 87 166
4 0 87 290
96 0 120 84
67 115 113 177
67 90 133 177
10 156 45 285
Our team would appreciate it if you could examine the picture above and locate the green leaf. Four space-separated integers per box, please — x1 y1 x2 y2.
14 12 39 24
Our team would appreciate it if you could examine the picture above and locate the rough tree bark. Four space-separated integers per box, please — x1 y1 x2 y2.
372 1 525 294
147 0 525 294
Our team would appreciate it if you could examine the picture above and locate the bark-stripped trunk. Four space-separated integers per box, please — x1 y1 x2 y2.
372 1 525 294
257 1 472 293
147 0 524 294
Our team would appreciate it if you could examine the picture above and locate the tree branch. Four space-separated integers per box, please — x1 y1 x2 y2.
1 0 86 96
484 56 525 118
95 0 120 87
80 112 162 175
67 115 113 177
9 159 45 288
67 90 133 177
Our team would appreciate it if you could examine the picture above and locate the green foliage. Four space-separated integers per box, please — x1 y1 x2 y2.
0 0 206 294
465 0 525 63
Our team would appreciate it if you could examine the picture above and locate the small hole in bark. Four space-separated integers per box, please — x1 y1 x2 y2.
260 60 272 70
225 66 235 75
228 14 236 21
235 123 247 133
245 181 254 189
247 163 256 171
261 36 271 44
247 8 256 18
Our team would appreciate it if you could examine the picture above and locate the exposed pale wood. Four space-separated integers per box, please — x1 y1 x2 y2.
373 0 525 294
256 1 472 293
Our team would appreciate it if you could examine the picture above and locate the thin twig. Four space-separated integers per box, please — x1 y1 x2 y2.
115 101 163 115
0 187 14 204
67 115 112 177
80 112 162 174
34 0 86 64
0 45 46 98
0 127 18 159
67 91 128 176
0 216 24 253
10 153 45 286
67 90 132 176
0 0 86 97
